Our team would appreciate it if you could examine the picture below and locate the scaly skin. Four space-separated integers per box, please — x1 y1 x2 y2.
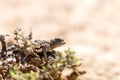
33 38 65 58
7 38 65 64
33 38 65 53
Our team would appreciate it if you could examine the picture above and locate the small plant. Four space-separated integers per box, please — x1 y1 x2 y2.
0 28 85 80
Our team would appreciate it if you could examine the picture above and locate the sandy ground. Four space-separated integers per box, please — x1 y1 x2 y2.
0 0 120 80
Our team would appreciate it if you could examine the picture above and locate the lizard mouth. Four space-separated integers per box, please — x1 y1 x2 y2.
56 40 66 47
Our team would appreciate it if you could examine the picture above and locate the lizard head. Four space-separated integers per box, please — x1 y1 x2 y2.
50 38 65 48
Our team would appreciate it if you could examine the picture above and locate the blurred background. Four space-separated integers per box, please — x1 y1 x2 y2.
0 0 120 80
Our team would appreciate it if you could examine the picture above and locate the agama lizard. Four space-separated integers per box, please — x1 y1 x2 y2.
33 38 65 58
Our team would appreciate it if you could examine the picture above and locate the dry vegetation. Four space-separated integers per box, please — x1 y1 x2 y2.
0 28 85 80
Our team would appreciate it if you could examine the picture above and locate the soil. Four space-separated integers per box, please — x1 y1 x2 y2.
0 0 120 80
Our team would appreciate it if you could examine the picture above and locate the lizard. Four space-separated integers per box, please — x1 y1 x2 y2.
33 38 65 58
7 37 65 66
7 28 65 58
24 38 65 66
